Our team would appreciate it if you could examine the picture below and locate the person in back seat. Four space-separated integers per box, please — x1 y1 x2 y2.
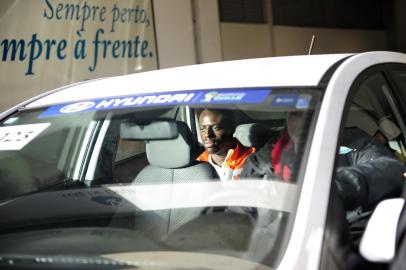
242 111 405 241
196 109 254 181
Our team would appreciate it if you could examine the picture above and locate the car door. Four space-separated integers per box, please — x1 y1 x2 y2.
320 64 406 270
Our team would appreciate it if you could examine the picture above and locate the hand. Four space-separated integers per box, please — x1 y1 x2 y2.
335 168 367 210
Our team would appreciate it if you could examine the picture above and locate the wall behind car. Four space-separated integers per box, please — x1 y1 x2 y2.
272 26 386 56
0 0 206 111
0 0 158 111
152 0 196 68
0 0 405 112
220 23 386 60
218 0 388 60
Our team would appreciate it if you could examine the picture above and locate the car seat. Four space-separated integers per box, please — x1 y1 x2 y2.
133 120 218 184
233 123 275 149
345 104 401 141
130 120 219 236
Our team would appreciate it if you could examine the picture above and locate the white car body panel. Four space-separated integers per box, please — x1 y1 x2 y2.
279 51 406 270
26 54 350 108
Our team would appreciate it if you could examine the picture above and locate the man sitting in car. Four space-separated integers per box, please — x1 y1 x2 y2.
242 111 405 241
196 108 254 181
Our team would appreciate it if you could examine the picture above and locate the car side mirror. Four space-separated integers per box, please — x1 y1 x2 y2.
359 198 404 263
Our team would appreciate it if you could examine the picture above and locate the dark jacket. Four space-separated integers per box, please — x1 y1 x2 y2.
242 127 405 239
337 128 404 234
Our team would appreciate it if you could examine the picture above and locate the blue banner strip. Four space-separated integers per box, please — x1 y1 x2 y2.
38 88 271 118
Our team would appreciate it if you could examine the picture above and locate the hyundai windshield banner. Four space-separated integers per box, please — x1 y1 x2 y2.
38 88 272 118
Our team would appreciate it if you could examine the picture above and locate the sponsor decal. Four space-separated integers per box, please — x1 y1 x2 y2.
296 94 312 109
271 94 298 107
270 94 312 109
201 91 218 102
59 101 96 113
39 88 271 118
200 91 246 103
0 123 51 150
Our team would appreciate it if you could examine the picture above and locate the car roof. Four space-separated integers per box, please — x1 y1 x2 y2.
25 54 351 108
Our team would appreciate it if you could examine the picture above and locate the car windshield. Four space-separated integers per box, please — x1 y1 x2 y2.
0 87 320 269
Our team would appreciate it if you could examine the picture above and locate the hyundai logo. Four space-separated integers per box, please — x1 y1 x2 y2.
60 101 96 113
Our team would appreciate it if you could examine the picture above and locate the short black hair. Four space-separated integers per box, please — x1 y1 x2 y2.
197 108 236 134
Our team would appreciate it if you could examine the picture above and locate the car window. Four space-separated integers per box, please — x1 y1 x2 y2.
0 110 96 199
391 69 406 91
350 73 406 157
389 68 406 161
0 88 321 269
333 71 406 244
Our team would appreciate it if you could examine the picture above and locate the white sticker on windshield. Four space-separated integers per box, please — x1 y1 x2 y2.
0 123 50 150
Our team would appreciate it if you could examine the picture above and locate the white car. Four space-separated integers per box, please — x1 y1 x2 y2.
0 51 406 270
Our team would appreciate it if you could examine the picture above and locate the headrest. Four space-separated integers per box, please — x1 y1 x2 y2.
378 116 401 140
346 106 401 140
146 121 195 168
345 108 378 137
120 120 178 140
233 123 272 148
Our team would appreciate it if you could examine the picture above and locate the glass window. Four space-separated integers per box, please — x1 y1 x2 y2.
0 87 321 269
335 72 406 243
0 110 95 199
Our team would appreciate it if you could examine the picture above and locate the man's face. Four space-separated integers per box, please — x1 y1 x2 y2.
287 112 305 145
198 110 233 155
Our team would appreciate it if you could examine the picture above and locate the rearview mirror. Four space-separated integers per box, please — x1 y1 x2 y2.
120 120 179 140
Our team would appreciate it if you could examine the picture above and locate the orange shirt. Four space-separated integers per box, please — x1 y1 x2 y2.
197 141 255 180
